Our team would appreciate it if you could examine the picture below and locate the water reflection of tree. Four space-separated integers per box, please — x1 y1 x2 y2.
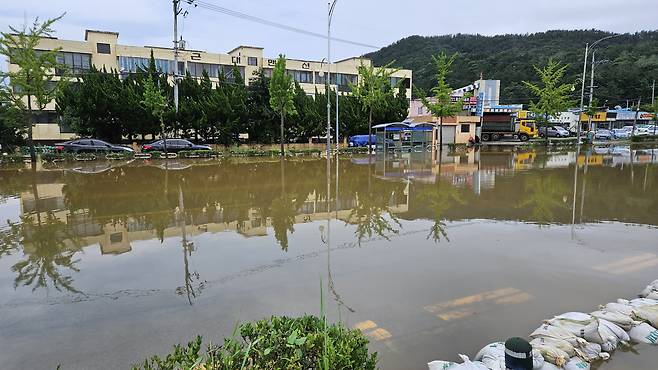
270 194 297 251
517 173 569 225
419 178 465 243
349 191 402 245
11 213 82 293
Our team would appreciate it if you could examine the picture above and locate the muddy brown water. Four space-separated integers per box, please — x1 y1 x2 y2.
0 145 657 370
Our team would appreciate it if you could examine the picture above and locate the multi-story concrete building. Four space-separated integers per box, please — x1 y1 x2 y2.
7 29 412 142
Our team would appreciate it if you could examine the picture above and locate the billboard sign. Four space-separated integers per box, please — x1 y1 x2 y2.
476 92 485 117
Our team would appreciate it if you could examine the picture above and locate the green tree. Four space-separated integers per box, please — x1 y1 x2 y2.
0 15 67 161
269 55 297 156
141 75 169 153
420 53 462 149
523 59 573 143
350 62 398 147
0 98 25 150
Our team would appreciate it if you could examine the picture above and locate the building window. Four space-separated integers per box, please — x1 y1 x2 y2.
118 56 177 75
262 68 273 78
390 77 411 88
187 62 220 78
56 51 91 75
221 65 245 81
287 70 313 84
417 106 423 115
461 124 470 133
96 43 111 54
247 57 258 66
314 72 326 85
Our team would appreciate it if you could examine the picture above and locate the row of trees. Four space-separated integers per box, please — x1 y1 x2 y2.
55 56 409 147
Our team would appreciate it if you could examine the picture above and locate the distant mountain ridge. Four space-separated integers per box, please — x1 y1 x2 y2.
365 30 658 106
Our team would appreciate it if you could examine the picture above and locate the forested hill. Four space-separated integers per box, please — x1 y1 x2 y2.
365 30 658 106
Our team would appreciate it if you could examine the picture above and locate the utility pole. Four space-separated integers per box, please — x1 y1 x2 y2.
336 78 339 153
577 43 589 144
587 51 596 133
652 80 656 136
631 98 641 140
173 0 182 133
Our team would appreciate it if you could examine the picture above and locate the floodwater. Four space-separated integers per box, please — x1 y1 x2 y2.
0 145 657 370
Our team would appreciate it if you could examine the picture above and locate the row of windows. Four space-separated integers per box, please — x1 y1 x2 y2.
390 77 411 89
55 51 91 75
287 69 313 84
118 56 185 76
187 62 245 80
314 72 358 87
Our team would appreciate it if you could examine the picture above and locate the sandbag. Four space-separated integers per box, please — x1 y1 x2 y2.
577 319 619 350
563 357 591 370
590 309 635 331
599 319 629 343
639 279 658 298
631 305 658 327
530 338 570 366
537 363 560 370
429 355 488 370
604 302 635 317
574 341 610 362
647 291 658 300
530 324 587 347
628 323 658 344
623 298 658 307
530 336 576 357
428 360 457 370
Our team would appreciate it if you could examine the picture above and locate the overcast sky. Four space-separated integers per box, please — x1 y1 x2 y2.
2 0 657 62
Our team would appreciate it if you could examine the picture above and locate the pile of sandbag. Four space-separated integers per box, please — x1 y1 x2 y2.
428 279 658 370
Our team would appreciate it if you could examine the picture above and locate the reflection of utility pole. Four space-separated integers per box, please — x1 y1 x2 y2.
178 184 197 305
579 150 589 223
571 147 580 239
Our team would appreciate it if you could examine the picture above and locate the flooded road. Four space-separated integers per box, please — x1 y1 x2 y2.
0 145 657 370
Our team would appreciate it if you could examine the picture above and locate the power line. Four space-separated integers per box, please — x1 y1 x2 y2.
188 0 381 50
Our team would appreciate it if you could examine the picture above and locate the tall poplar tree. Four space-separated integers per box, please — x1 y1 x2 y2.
269 55 296 156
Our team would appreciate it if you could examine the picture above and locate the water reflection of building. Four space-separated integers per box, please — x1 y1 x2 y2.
19 186 409 256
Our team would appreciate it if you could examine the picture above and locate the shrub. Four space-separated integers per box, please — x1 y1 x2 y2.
631 135 658 143
133 315 377 370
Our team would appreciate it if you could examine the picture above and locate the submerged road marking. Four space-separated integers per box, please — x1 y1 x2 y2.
593 253 658 274
424 287 533 322
423 287 520 314
353 320 392 342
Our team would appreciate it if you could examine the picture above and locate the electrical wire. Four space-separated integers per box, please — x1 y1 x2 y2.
188 0 381 50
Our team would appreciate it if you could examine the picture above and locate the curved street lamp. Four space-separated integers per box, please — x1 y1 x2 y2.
576 34 622 143
326 0 338 156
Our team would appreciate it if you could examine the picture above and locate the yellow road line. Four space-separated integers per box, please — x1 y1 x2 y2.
423 287 520 314
593 253 657 271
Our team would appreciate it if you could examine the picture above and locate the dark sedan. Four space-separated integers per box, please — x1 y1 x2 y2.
141 139 212 153
55 139 134 153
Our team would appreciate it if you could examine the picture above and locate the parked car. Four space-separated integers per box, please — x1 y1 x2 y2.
54 139 134 153
141 139 212 153
348 135 376 147
612 129 631 139
594 129 613 140
540 126 570 138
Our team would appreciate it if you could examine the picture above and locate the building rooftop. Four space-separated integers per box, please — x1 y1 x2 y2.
85 30 119 40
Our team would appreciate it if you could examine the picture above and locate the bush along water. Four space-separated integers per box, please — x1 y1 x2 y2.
132 315 377 370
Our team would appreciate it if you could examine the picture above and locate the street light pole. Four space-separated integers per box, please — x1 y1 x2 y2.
587 51 596 132
327 0 338 157
577 34 621 144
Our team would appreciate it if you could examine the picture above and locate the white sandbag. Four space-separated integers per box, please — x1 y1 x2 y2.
530 338 570 366
563 357 590 370
530 337 576 357
628 323 658 344
604 302 635 317
428 360 457 370
473 342 504 361
530 324 587 347
554 312 594 323
451 355 489 370
647 291 658 300
599 319 630 343
639 279 658 298
574 342 601 362
537 363 560 370
590 309 635 331
631 304 658 327
624 298 658 307
579 319 619 350
546 318 589 337
532 349 545 370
